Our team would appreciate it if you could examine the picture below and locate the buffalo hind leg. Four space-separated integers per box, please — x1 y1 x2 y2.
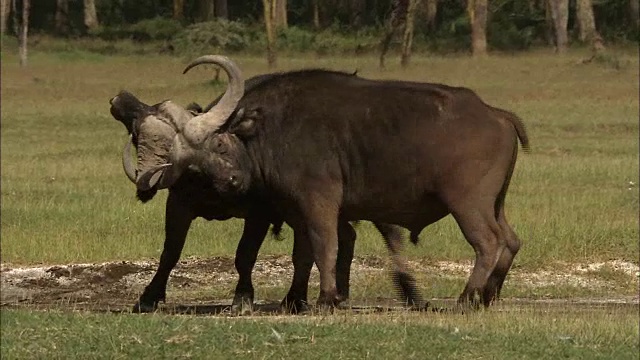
452 206 506 309
335 220 356 304
375 223 426 309
134 193 193 313
231 215 271 315
482 208 521 305
281 229 313 313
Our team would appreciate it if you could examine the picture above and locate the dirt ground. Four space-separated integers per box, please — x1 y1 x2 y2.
2 256 638 315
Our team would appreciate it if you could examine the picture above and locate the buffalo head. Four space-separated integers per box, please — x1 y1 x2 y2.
109 91 196 201
136 55 246 193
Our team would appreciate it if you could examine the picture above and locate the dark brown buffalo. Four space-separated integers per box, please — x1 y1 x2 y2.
138 55 530 309
109 87 416 313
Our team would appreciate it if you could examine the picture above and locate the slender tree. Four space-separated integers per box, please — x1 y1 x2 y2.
262 0 277 68
14 0 29 67
544 0 555 45
400 0 419 67
196 0 214 22
214 0 228 19
350 0 365 28
630 0 639 29
83 0 98 31
173 0 184 21
424 0 437 31
312 0 320 29
379 0 409 69
54 0 69 35
467 0 488 56
274 0 287 29
549 0 569 53
576 0 598 43
1 0 10 34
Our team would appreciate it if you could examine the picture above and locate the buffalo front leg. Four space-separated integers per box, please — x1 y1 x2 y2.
134 193 193 313
281 220 355 313
300 199 341 309
231 214 271 315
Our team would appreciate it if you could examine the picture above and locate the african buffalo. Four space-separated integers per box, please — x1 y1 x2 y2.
109 84 417 313
139 55 531 309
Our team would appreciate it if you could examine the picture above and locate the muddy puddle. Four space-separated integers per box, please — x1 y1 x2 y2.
2 256 638 315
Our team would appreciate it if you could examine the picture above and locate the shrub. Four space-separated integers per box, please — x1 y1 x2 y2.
171 19 263 56
128 17 183 41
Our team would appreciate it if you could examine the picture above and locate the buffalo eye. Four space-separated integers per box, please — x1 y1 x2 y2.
209 137 227 154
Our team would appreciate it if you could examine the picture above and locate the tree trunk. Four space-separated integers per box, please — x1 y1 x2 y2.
196 0 214 22
350 0 365 28
631 0 639 29
54 0 69 35
549 0 569 53
262 0 277 68
576 0 597 43
379 0 409 69
312 0 320 29
274 0 287 29
400 0 418 67
425 0 437 31
214 0 228 19
83 0 98 31
17 0 28 67
1 0 10 35
467 0 488 56
543 0 555 45
173 0 184 20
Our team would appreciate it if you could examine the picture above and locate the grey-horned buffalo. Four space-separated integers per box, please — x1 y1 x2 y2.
138 55 530 309
109 79 417 313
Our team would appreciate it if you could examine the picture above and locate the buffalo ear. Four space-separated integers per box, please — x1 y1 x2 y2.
186 102 203 114
228 108 260 138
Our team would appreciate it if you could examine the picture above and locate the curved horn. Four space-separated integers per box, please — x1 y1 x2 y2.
181 55 245 146
121 135 137 184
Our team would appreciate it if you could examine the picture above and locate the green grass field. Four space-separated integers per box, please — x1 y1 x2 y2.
2 305 638 359
1 44 638 358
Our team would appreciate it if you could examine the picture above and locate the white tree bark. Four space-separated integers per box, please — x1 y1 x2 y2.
631 0 639 29
18 0 29 67
262 0 277 68
0 0 10 34
275 0 287 29
467 0 488 56
549 0 569 53
83 0 98 31
576 0 597 43
401 0 419 67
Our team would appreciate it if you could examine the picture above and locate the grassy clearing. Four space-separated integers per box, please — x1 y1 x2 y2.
1 46 638 269
2 305 637 359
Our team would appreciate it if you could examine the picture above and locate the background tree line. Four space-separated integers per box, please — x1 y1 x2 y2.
1 0 638 67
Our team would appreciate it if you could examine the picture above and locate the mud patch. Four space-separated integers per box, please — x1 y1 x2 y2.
2 257 638 313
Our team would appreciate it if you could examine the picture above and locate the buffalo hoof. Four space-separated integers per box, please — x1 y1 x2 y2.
132 301 157 313
281 298 310 314
231 298 254 316
314 301 338 315
407 301 431 312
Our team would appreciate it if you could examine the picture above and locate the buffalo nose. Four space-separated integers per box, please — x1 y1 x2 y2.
229 175 239 187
